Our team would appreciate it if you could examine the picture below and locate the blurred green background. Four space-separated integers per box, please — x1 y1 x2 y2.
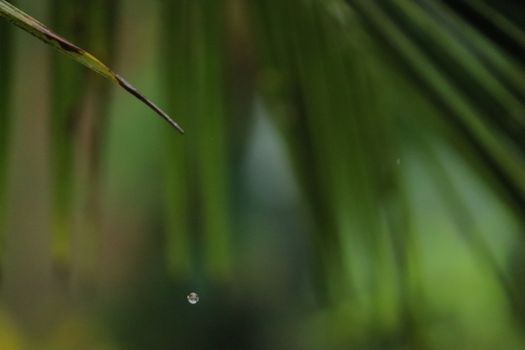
1 0 525 349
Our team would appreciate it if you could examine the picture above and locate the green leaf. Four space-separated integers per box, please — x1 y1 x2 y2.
0 0 184 133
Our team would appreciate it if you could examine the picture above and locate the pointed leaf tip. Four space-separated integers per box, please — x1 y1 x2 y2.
115 75 184 134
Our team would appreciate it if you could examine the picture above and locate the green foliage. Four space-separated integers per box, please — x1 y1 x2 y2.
161 0 233 280
0 0 524 348
0 0 13 253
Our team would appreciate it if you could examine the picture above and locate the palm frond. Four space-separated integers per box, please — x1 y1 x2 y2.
0 0 183 133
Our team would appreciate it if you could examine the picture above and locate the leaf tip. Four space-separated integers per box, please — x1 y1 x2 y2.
115 74 184 134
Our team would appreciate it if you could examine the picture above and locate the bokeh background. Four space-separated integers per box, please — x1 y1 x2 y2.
1 0 525 349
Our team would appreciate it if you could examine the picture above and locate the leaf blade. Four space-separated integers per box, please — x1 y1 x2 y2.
0 0 184 133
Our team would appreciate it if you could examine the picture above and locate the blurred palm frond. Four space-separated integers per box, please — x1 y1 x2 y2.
0 1 13 255
0 0 524 348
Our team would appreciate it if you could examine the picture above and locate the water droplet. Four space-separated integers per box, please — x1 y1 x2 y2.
396 158 401 165
187 292 199 304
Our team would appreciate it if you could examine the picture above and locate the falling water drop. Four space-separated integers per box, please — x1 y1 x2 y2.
396 158 401 165
187 292 199 304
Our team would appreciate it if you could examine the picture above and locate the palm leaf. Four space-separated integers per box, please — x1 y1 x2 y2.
0 2 12 258
161 0 232 280
0 0 184 133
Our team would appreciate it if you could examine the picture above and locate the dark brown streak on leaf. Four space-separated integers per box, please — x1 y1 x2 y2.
0 12 83 54
43 30 83 54
116 74 185 134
